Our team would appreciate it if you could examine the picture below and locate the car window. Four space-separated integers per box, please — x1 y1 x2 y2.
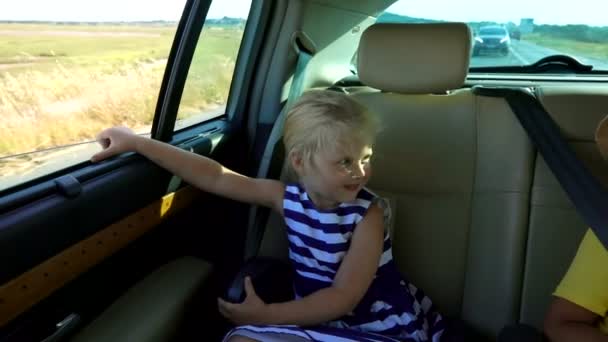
373 0 608 71
0 0 251 192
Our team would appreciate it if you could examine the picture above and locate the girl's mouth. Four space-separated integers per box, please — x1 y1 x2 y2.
344 184 359 192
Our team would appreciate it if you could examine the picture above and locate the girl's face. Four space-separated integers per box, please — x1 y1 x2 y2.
292 139 373 210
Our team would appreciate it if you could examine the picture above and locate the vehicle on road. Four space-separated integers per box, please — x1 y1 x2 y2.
510 28 521 40
473 25 510 56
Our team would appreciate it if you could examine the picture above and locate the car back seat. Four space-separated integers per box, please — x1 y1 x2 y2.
256 23 535 339
518 85 608 329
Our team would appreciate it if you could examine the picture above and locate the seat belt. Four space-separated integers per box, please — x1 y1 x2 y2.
244 32 315 259
474 86 608 249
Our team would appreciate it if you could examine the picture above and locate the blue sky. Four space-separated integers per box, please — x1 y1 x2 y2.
0 0 604 26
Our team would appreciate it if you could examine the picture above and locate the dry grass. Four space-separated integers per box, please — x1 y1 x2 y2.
0 24 242 160
0 61 163 156
0 23 242 192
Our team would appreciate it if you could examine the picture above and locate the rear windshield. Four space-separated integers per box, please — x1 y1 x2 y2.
479 28 506 35
375 0 608 71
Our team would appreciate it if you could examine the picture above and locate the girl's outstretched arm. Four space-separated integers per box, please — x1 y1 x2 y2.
91 126 284 213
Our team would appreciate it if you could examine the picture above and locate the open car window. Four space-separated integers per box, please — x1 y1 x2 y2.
0 0 251 192
371 0 608 72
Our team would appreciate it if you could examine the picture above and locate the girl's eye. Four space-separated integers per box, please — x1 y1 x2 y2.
339 158 352 167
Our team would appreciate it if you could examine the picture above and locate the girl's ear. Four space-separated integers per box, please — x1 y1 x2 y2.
289 150 305 175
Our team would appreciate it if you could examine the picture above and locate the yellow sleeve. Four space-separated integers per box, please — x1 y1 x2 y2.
554 229 608 316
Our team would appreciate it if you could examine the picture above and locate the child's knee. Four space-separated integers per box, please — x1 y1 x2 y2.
226 335 259 342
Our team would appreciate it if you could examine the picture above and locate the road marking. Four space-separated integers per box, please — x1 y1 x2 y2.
510 44 531 65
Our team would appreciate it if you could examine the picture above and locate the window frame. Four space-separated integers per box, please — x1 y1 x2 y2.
170 0 270 136
150 0 213 142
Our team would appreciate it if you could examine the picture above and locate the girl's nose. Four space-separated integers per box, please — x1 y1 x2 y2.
350 162 367 179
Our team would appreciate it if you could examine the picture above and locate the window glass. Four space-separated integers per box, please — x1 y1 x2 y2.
479 28 507 35
0 0 251 192
375 0 608 71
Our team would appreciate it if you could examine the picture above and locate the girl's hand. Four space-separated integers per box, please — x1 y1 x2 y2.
218 277 270 325
91 126 139 162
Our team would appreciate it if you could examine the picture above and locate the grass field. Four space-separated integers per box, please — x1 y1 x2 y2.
0 23 243 159
523 33 608 61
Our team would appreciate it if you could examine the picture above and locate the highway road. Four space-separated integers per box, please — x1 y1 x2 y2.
471 39 608 70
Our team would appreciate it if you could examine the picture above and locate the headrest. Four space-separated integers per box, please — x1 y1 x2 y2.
357 23 471 94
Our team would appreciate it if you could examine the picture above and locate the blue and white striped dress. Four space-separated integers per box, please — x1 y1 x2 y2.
224 184 445 342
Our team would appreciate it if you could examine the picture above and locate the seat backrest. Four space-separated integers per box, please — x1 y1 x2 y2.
258 22 535 339
518 85 608 329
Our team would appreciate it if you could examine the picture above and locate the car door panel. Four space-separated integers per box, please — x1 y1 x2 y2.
0 121 251 339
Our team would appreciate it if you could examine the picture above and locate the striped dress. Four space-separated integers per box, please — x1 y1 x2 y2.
224 184 445 342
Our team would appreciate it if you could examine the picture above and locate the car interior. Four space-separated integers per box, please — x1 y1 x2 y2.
1 0 608 341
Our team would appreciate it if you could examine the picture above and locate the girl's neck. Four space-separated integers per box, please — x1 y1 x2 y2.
304 186 340 210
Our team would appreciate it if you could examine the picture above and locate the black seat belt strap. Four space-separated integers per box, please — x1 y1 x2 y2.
244 32 314 259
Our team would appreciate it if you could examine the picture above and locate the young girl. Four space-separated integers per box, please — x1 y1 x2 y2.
91 90 445 342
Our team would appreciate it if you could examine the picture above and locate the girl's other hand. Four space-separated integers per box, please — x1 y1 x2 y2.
218 277 270 325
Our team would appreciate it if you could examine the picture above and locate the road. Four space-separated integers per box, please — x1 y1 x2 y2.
471 40 608 70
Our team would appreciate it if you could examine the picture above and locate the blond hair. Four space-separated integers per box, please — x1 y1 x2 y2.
283 90 378 177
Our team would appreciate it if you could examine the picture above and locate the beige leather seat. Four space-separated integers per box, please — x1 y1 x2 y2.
259 23 535 339
518 86 608 329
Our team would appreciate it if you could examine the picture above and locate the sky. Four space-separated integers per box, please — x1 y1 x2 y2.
0 0 604 26
385 0 607 26
0 0 252 22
